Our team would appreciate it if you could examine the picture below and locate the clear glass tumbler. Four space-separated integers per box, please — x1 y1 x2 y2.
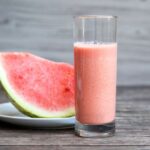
74 15 117 137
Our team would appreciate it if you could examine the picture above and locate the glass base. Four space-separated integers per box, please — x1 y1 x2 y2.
75 120 115 137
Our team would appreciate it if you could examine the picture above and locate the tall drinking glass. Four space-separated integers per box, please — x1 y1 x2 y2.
74 15 117 137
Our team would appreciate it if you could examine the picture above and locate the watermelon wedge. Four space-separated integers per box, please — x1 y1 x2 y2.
0 52 75 118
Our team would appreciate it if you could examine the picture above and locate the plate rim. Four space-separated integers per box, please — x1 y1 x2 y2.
0 102 75 121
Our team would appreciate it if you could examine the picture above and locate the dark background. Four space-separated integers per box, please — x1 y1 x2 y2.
0 0 149 86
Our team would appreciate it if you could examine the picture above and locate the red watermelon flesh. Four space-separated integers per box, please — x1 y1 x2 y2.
0 52 75 118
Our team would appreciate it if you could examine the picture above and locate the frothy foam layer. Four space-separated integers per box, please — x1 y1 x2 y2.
74 42 117 48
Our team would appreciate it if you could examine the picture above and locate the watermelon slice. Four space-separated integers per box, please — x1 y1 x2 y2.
0 52 75 118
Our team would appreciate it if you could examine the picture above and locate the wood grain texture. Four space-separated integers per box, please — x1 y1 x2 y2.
0 146 150 150
0 0 149 85
0 86 150 149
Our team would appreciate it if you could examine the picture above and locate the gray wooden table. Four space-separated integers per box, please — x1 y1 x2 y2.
0 86 150 150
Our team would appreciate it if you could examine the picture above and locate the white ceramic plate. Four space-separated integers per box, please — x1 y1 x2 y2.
0 103 75 129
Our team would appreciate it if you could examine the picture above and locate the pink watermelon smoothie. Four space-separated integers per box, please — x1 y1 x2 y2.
0 52 75 118
74 42 117 124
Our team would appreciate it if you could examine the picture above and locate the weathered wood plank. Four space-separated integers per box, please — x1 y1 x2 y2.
0 0 149 85
0 135 150 146
0 146 150 150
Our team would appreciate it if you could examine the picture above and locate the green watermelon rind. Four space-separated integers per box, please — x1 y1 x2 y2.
0 61 75 118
